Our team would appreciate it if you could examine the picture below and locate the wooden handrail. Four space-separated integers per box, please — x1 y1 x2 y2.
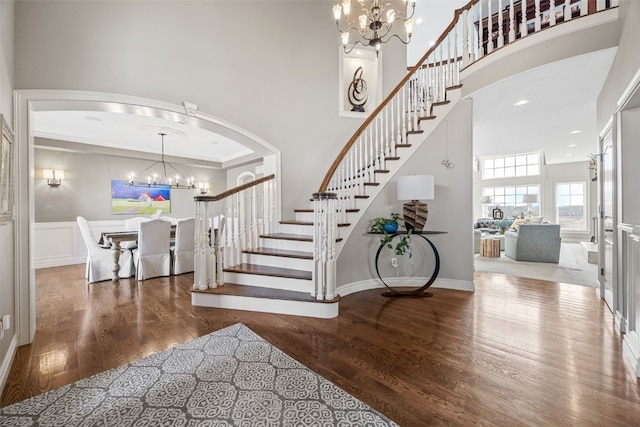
194 174 275 202
318 1 476 193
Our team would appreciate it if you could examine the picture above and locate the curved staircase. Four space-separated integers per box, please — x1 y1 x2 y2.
191 0 617 318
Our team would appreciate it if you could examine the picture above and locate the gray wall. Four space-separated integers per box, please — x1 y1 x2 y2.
34 145 227 222
14 1 407 217
338 99 474 286
0 0 14 390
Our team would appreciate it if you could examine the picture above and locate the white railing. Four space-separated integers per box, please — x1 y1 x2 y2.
620 223 640 376
313 192 338 301
316 0 617 293
193 174 276 290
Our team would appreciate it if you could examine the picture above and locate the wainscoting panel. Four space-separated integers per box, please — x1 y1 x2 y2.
33 220 126 269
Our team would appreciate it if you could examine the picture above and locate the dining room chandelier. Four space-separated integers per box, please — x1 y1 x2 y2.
333 0 416 56
127 132 196 189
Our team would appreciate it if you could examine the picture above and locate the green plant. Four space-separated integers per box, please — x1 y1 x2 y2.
496 219 512 229
369 213 413 256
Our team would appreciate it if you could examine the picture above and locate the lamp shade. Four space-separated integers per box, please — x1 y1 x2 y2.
522 194 539 204
480 195 492 204
397 175 434 201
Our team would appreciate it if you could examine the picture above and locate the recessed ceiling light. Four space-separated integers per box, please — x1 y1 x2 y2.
513 99 530 106
416 17 423 25
568 144 577 147
569 130 581 134
566 153 573 157
429 40 435 47
84 116 102 122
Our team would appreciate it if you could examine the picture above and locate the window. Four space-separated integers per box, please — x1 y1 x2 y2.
556 182 586 230
482 185 540 218
482 152 540 180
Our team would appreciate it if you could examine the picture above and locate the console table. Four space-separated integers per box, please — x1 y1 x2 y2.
370 231 447 298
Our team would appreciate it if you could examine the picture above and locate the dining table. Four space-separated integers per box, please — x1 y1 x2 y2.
101 231 140 282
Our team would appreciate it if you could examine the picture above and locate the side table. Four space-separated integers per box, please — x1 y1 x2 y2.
370 231 447 298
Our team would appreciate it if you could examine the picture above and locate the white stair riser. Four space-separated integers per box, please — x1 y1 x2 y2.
259 237 314 252
278 223 314 235
223 271 313 293
294 211 315 222
242 253 313 270
192 292 339 319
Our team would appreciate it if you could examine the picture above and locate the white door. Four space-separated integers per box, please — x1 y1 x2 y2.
600 125 615 312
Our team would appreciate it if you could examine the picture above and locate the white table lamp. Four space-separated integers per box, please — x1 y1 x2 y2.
397 175 434 232
522 194 539 215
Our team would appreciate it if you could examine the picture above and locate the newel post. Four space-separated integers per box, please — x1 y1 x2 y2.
312 192 337 301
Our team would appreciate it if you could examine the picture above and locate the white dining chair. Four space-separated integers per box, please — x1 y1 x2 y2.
77 216 134 283
132 219 171 280
170 217 195 275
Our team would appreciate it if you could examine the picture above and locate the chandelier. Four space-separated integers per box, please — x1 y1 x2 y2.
127 132 196 189
333 0 416 56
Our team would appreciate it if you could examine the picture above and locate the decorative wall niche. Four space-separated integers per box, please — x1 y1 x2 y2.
338 47 382 118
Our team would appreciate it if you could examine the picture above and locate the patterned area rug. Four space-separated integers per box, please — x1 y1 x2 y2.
1 323 397 426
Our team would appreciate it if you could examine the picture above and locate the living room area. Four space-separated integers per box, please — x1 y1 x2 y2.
471 150 599 288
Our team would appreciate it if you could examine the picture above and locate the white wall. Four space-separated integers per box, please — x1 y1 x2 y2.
34 146 227 222
0 0 14 395
338 99 474 288
14 1 408 218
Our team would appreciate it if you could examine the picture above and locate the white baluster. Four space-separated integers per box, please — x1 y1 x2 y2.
498 0 504 47
487 0 493 53
384 107 390 164
462 9 469 67
402 85 408 142
580 0 588 16
549 0 556 26
521 0 528 37
535 0 541 32
478 0 484 58
509 0 516 42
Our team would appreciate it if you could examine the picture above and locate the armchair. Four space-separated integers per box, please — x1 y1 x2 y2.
504 223 561 263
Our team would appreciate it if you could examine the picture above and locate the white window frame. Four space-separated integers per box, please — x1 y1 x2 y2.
555 181 587 231
482 152 541 180
481 185 541 218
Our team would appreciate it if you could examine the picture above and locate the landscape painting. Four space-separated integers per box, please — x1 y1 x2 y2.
111 180 170 215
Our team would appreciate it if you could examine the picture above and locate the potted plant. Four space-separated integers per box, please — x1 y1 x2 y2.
496 219 512 234
369 213 413 256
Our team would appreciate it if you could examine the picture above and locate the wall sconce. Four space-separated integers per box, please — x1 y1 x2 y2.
43 169 65 187
197 181 210 195
397 175 434 232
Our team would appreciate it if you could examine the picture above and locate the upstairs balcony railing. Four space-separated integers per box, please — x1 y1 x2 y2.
312 0 618 300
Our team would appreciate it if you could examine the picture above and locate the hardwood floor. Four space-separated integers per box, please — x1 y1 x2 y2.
2 265 640 425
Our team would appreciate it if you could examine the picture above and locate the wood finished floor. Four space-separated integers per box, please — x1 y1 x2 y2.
2 265 640 425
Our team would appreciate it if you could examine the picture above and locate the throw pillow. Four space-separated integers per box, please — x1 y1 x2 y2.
528 216 543 223
510 218 528 231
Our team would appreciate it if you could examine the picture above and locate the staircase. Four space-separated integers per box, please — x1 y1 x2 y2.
191 0 617 318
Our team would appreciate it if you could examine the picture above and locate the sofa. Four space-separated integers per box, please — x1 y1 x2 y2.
504 223 561 263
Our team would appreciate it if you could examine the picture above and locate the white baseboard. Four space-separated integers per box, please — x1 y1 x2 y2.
337 276 474 297
0 333 18 395
34 256 85 269
623 331 640 377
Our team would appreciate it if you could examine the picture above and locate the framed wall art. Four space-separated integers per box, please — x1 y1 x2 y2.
0 114 15 223
111 180 171 215
338 46 382 118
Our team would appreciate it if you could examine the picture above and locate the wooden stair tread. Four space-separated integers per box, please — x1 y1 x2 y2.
224 263 312 280
293 208 359 213
396 143 412 148
407 130 423 135
432 100 450 107
193 283 339 303
386 156 400 161
374 170 389 173
364 182 380 186
243 247 313 259
418 115 436 121
261 233 343 242
261 233 312 241
280 220 313 226
279 220 350 227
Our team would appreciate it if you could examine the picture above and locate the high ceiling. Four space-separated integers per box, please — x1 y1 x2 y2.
32 1 616 170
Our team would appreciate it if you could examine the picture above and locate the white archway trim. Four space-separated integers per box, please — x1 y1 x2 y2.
237 171 256 186
14 89 281 345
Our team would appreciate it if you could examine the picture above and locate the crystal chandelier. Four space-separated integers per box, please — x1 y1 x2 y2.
127 132 196 189
333 0 416 56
